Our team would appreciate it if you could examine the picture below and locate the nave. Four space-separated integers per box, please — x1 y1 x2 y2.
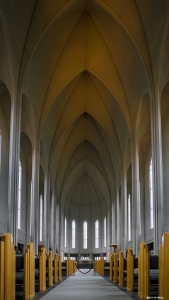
37 270 133 300
1 2 169 299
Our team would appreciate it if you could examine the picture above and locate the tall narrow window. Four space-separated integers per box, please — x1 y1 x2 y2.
95 220 99 248
65 217 67 247
83 221 87 249
104 217 106 247
40 194 43 241
72 220 75 248
128 194 131 241
30 180 32 235
18 160 22 229
150 159 153 229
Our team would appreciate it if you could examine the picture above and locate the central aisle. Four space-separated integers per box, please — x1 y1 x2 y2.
40 269 133 300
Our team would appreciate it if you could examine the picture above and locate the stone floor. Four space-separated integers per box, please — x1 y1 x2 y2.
38 269 134 300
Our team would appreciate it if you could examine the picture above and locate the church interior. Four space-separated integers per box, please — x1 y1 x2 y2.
0 0 169 298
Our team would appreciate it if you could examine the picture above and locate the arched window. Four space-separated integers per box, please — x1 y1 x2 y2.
40 194 43 241
104 217 106 247
95 220 99 248
128 194 131 241
18 160 22 229
72 220 75 248
83 221 87 249
150 158 153 229
65 217 67 247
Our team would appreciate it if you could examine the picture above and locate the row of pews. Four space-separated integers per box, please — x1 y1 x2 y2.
94 232 169 299
0 233 77 300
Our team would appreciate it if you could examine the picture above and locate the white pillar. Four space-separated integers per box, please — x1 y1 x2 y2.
111 186 117 244
54 190 60 253
131 140 139 256
49 191 55 252
121 171 127 254
8 94 21 246
31 140 40 254
43 170 50 252
150 90 164 253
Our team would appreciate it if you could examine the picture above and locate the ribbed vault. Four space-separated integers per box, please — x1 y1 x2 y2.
0 0 169 237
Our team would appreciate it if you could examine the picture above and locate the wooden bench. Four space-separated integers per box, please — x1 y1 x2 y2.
94 258 104 276
159 232 169 298
0 233 15 300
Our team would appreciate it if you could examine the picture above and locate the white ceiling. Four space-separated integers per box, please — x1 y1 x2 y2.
0 0 169 215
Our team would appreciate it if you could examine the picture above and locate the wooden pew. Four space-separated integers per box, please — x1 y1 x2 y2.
48 250 53 287
66 258 76 276
109 253 113 281
116 248 138 291
58 254 62 281
18 247 61 297
23 242 35 299
159 232 169 299
94 258 104 276
113 253 118 283
127 248 134 292
0 237 5 299
119 251 124 286
39 247 46 292
54 253 59 283
0 233 15 300
138 242 150 299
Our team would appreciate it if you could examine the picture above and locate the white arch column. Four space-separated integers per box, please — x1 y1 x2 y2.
49 190 55 251
8 94 21 246
54 189 60 253
151 90 164 254
31 140 40 254
59 202 64 257
131 140 139 256
111 186 117 246
116 189 121 249
43 169 50 252
121 170 127 254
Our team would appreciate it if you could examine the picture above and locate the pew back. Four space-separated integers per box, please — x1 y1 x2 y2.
159 232 169 298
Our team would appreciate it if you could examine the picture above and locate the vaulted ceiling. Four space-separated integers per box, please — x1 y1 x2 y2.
0 0 169 215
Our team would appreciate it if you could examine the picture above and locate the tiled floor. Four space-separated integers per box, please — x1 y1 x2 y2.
39 270 133 300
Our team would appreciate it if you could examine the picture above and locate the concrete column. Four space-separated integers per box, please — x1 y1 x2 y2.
111 186 116 244
131 140 139 256
26 177 32 246
31 140 40 255
116 189 121 248
121 171 127 254
109 196 112 250
53 191 58 253
59 203 64 255
150 90 164 253
49 191 55 252
54 192 60 253
8 94 21 246
43 170 50 252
